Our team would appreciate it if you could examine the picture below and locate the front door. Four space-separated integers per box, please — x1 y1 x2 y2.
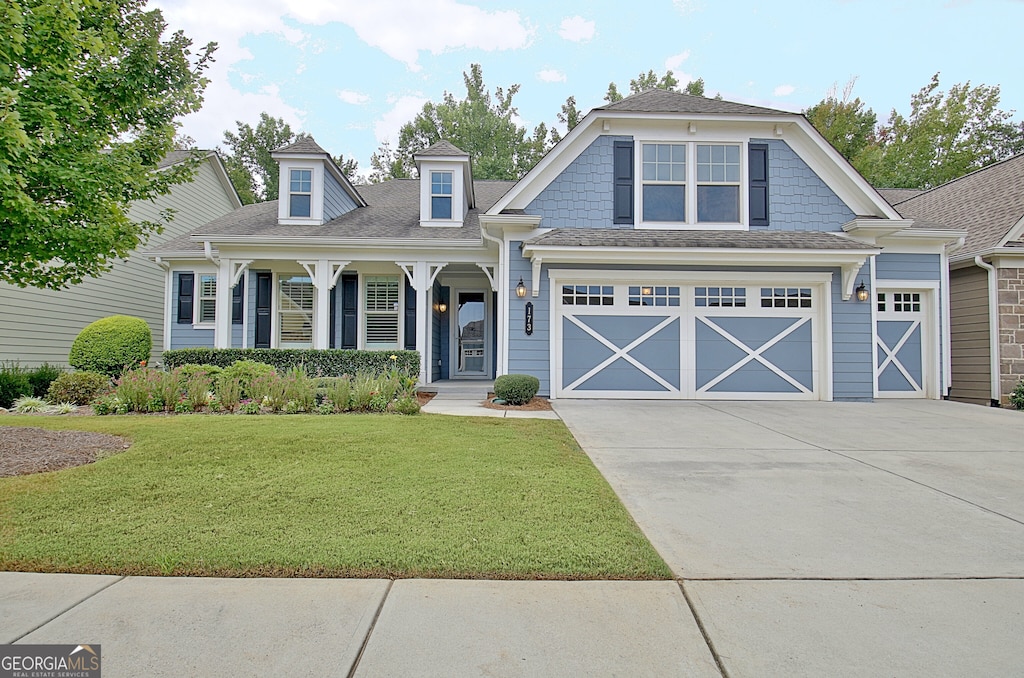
454 290 487 377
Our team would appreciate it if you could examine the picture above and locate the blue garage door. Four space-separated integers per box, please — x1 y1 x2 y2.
557 281 822 400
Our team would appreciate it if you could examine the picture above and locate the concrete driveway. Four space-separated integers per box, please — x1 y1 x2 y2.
554 399 1024 676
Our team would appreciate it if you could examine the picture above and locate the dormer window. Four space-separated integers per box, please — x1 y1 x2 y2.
289 169 312 218
431 171 453 220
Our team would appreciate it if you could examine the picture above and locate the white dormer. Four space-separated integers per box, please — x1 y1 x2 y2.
272 136 364 225
414 141 475 228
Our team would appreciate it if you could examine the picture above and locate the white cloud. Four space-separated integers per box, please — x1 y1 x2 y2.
665 50 691 71
537 69 567 83
558 15 595 43
773 84 796 97
374 95 430 144
153 0 533 148
338 89 371 105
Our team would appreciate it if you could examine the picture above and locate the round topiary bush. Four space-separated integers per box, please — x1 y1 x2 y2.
68 316 152 377
494 374 541 406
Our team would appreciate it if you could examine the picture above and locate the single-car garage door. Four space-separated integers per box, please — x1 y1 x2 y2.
553 273 829 400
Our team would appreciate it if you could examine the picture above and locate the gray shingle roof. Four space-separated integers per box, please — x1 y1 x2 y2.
598 89 792 116
415 140 468 157
149 179 516 252
525 229 874 250
273 136 330 155
893 154 1024 258
157 149 209 169
876 188 925 205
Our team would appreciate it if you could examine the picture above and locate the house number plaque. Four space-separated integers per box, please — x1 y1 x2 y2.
525 302 534 336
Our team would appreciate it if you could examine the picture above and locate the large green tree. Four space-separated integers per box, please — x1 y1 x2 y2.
0 0 215 289
368 64 549 182
604 70 713 104
221 113 360 203
854 73 1024 189
803 78 877 162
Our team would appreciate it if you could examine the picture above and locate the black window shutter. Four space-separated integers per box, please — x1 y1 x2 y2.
232 276 244 324
340 274 358 349
329 287 337 349
613 140 634 224
749 143 769 227
177 273 194 324
255 272 272 348
404 280 416 350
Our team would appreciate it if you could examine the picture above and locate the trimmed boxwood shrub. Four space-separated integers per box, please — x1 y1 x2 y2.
162 348 420 378
47 371 111 405
69 315 152 377
1010 380 1024 410
494 374 540 405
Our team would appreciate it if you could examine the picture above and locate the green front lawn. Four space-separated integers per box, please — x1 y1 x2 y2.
0 415 670 580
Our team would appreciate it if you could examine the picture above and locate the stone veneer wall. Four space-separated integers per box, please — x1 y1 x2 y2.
998 267 1024 404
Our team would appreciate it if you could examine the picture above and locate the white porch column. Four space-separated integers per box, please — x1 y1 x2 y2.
214 258 232 348
315 258 331 349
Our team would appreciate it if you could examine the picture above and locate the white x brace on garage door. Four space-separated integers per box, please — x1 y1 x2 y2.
551 271 831 400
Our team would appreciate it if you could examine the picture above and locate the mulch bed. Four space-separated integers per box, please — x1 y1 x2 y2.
481 394 553 411
0 426 130 478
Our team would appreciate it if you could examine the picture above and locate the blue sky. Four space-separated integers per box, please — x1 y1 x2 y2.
156 0 1024 180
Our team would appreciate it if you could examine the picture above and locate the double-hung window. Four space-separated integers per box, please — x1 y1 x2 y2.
697 144 741 223
640 142 743 226
197 274 217 324
364 275 400 349
642 143 687 222
431 171 453 220
289 169 312 218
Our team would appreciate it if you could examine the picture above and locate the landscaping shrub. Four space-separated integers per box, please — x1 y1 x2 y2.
216 377 243 412
0 363 32 409
218 360 276 399
322 377 353 413
162 348 419 378
494 374 540 405
68 315 152 376
27 363 63 398
12 395 48 413
393 396 420 415
47 371 110 405
175 364 222 381
115 368 170 412
1010 380 1024 410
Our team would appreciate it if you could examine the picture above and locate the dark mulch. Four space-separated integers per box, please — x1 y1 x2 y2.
0 426 130 477
482 394 553 411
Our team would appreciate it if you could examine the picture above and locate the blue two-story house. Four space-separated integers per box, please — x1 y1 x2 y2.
148 89 963 401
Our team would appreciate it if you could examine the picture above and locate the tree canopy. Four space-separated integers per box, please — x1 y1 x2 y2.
807 74 1024 189
1 0 215 289
368 64 550 182
803 79 877 162
604 70 714 104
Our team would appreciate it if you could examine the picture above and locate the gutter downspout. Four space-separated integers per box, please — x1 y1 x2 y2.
975 256 1001 406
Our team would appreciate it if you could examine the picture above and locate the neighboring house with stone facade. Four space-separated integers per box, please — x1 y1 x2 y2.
889 153 1024 406
0 151 241 367
148 89 963 402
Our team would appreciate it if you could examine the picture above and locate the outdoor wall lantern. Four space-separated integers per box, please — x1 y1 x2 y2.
855 282 869 302
516 277 527 298
437 300 448 314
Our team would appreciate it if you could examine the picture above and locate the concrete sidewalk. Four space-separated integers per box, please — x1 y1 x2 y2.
419 379 560 419
1 573 718 677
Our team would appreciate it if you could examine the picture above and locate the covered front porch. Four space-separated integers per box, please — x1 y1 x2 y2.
202 255 500 385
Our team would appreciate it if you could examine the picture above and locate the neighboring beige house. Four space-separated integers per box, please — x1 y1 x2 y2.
888 154 1024 406
0 151 241 367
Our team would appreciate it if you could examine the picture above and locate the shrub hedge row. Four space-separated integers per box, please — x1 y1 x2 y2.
161 348 420 378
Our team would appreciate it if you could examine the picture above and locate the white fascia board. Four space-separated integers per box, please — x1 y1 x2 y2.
520 243 878 267
207 153 244 209
876 228 968 250
479 214 544 236
143 250 210 262
198 235 487 250
997 213 1024 248
843 218 915 240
